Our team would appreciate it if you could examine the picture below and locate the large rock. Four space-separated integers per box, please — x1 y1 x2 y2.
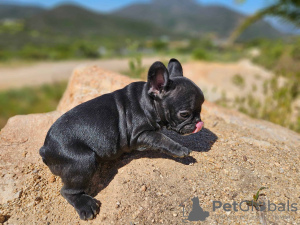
57 65 137 112
0 65 299 224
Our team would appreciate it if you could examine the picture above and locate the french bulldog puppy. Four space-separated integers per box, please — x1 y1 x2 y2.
40 58 204 220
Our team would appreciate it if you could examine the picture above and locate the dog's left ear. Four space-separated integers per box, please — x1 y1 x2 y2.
147 61 169 97
168 58 183 78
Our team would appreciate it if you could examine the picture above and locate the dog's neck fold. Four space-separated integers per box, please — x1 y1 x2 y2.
142 84 167 128
153 100 168 127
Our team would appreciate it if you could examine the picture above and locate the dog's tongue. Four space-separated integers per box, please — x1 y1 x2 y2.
193 121 204 133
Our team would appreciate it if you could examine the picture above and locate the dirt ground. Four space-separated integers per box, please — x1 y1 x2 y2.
0 57 159 90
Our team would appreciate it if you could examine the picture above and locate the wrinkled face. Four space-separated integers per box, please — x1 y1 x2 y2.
161 78 205 135
147 58 205 134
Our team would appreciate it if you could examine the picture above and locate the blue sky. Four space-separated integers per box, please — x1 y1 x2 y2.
3 0 272 15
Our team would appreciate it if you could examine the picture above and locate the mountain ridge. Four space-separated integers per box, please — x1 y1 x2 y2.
0 1 284 41
0 3 45 20
112 0 283 40
23 4 171 38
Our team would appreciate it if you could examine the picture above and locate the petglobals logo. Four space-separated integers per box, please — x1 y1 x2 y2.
212 200 298 212
179 187 297 223
178 196 297 224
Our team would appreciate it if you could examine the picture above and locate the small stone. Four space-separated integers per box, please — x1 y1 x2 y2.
141 185 147 192
228 192 238 200
0 214 7 223
48 175 56 183
116 201 120 208
33 174 41 181
173 213 178 217
27 202 35 207
279 168 284 173
243 156 247 162
208 158 214 163
230 176 238 181
13 190 23 199
35 196 43 202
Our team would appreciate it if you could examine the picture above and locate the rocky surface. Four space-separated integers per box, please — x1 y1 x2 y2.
0 65 299 224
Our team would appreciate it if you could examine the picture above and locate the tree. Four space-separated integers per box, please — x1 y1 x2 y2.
227 0 300 45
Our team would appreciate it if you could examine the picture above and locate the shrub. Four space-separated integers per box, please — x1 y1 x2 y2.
128 54 145 79
231 74 245 88
192 48 209 60
0 82 67 129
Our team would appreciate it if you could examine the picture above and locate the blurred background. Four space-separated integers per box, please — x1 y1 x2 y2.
0 0 299 132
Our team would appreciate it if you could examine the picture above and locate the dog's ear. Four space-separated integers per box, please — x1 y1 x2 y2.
147 61 169 97
168 58 183 78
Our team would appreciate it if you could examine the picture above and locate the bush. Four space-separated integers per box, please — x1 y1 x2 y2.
291 46 300 60
128 55 146 79
231 74 245 88
74 42 99 59
0 82 67 129
152 40 168 51
192 48 209 60
20 45 49 60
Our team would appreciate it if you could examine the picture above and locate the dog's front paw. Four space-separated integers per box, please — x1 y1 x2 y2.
173 146 192 158
74 194 100 220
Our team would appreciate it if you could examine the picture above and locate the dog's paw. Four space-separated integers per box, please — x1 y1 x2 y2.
74 194 100 220
174 147 192 158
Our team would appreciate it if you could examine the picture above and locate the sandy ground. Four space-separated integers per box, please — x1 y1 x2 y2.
0 57 161 90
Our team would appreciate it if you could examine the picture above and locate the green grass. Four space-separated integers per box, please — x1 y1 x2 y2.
192 48 210 61
229 74 300 133
232 74 245 88
0 81 67 129
246 187 268 210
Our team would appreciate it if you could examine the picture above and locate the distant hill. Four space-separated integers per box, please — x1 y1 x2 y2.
0 3 44 20
0 1 284 41
113 0 284 41
22 4 174 39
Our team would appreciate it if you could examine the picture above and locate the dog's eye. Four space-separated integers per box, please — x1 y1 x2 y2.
180 112 190 118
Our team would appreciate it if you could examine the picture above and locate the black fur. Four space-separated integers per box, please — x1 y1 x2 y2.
40 58 204 220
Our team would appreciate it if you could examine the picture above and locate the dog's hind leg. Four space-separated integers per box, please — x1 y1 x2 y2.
59 150 100 220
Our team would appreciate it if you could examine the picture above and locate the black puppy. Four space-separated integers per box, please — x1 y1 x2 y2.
40 58 204 220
